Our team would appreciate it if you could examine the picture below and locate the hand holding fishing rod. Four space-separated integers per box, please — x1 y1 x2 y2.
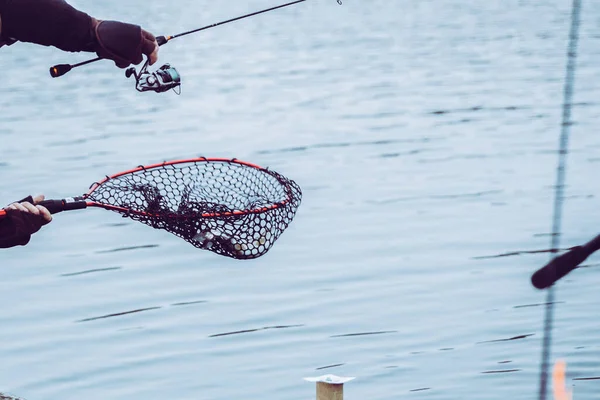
49 0 342 93
49 32 178 94
531 234 600 289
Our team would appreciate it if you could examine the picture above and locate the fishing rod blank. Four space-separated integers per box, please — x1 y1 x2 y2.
50 0 342 78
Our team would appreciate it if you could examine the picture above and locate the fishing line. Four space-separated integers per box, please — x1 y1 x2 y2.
537 0 583 398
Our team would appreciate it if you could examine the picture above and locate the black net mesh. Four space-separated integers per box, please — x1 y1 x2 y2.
86 160 302 259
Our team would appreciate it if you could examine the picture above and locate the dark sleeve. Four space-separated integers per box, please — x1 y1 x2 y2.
0 0 96 52
0 208 45 249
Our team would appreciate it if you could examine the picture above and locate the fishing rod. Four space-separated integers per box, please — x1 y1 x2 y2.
49 0 342 93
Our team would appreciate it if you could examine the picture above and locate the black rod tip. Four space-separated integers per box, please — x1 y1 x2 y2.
531 246 588 289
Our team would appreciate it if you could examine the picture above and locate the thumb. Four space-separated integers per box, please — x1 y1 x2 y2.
32 194 46 204
141 29 159 65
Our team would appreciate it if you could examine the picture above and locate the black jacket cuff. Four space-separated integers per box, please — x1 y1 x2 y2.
0 0 96 52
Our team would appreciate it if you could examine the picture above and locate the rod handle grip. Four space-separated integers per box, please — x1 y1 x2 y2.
50 64 73 78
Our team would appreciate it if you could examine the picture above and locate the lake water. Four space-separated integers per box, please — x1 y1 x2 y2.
1 0 600 399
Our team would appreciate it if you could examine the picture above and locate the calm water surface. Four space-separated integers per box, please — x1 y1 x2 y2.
1 1 600 399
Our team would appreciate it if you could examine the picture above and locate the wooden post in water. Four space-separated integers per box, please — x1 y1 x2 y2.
316 380 344 400
304 374 355 400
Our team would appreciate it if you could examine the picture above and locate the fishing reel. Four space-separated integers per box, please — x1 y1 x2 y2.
125 62 181 94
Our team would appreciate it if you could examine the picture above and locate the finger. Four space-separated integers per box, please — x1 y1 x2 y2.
8 203 29 213
142 28 157 44
141 29 158 66
36 206 53 224
21 202 40 215
149 45 159 65
32 194 46 204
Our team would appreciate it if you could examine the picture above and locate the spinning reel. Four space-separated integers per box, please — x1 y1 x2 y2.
125 62 181 94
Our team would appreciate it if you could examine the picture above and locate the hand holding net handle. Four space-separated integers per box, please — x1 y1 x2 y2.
0 157 301 260
0 198 88 218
